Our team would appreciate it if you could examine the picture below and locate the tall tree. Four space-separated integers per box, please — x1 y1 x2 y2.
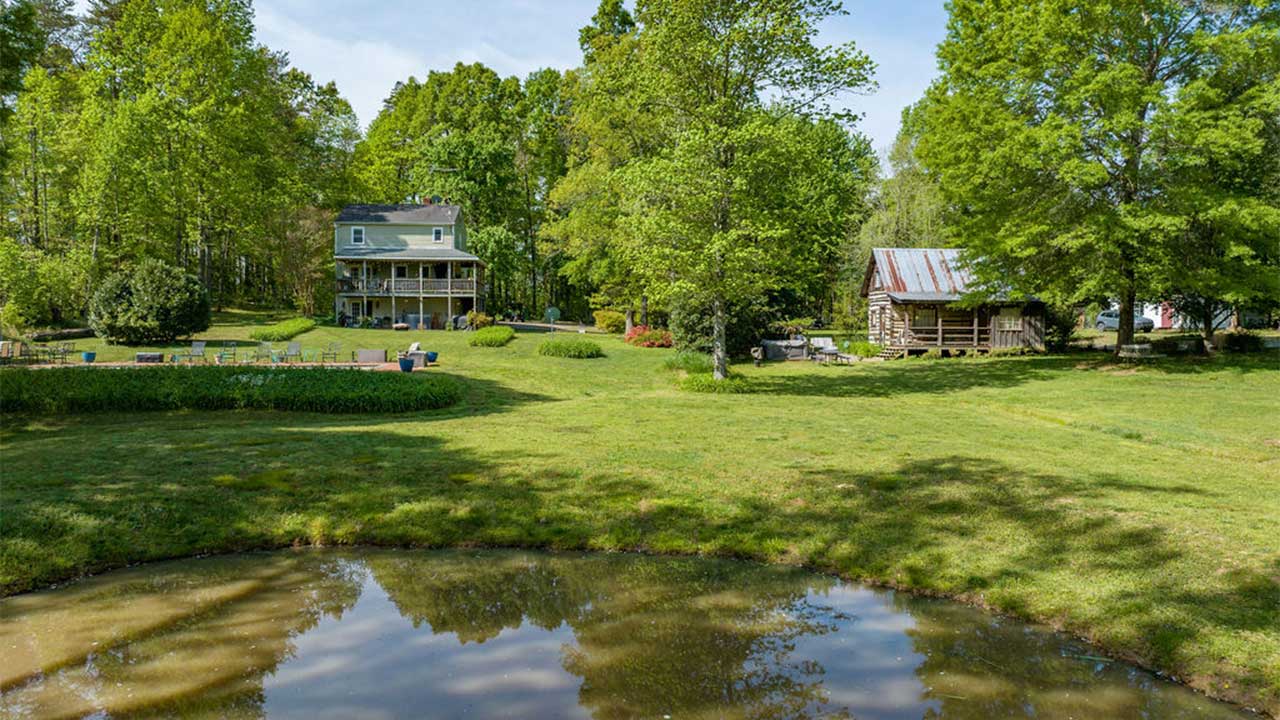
613 0 875 379
919 0 1280 350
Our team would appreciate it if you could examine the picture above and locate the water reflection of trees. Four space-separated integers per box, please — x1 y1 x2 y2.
895 595 1244 720
0 553 364 719
367 551 853 720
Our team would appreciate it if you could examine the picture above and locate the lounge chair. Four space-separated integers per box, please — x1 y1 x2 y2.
177 340 207 364
284 342 302 363
320 342 340 363
810 337 854 364
400 342 427 369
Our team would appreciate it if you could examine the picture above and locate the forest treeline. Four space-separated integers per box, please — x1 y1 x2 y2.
2 0 1276 366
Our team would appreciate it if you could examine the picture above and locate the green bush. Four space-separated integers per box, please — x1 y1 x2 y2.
663 351 714 374
679 372 753 394
538 337 605 359
249 317 316 341
89 259 211 344
0 366 463 414
845 340 882 358
1044 304 1079 351
470 325 515 347
918 348 945 361
593 309 626 334
467 310 494 329
988 346 1028 357
1221 331 1265 353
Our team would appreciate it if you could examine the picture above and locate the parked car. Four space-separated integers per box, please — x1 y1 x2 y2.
1095 309 1154 333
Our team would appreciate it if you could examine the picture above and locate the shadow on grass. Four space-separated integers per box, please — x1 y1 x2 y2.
3 432 1276 710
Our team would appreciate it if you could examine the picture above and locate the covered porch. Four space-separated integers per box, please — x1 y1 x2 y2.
336 260 484 329
871 301 1033 353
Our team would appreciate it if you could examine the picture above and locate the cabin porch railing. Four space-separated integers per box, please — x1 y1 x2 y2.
902 325 992 347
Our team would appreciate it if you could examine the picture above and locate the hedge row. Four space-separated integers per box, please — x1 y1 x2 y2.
0 366 462 414
538 338 605 359
248 317 317 341
469 326 516 347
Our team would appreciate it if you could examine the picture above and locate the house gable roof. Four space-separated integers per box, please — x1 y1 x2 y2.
861 248 971 300
337 204 460 225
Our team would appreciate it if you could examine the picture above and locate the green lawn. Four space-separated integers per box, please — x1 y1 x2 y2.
3 316 1279 714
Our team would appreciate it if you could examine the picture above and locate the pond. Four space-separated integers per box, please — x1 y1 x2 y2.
0 549 1251 719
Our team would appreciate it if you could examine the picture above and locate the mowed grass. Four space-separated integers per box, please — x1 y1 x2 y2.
3 314 1279 714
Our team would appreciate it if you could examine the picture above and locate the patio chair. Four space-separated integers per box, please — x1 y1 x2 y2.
284 342 302 363
253 342 274 363
177 340 207 364
809 336 853 364
216 341 238 364
320 342 340 363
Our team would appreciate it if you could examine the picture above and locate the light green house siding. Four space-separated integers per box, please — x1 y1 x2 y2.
333 223 458 253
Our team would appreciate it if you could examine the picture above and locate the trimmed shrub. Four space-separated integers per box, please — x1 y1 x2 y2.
538 338 605 359
845 341 882 358
625 325 674 348
467 310 494 329
249 317 317 341
593 309 626 334
89 259 211 344
0 367 463 414
663 351 713 374
679 372 753 394
1221 331 1265 353
470 325 516 347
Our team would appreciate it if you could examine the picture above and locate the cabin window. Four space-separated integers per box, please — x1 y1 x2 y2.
351 227 365 245
997 307 1022 331
433 227 444 243
912 307 937 327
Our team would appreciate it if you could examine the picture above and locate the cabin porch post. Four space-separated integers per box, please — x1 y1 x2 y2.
417 263 424 329
972 310 979 346
361 260 367 322
937 305 943 348
446 261 453 329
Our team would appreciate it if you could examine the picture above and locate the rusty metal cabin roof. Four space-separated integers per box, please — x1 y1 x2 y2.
860 248 1038 304
859 248 971 300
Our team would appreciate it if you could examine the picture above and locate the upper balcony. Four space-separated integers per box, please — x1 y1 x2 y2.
337 278 479 296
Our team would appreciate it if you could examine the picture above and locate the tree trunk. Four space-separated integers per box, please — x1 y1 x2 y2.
1116 267 1136 351
624 308 634 334
1202 303 1217 350
640 295 649 326
712 295 728 380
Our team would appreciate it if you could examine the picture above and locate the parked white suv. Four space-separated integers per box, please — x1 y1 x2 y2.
1095 309 1154 333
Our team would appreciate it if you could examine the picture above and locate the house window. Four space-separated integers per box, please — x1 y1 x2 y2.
912 307 937 327
997 307 1022 331
433 227 443 243
351 227 365 245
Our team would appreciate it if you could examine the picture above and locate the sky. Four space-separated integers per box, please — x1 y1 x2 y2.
78 0 951 155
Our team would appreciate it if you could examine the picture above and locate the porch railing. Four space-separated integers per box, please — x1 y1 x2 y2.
903 324 992 346
338 278 479 295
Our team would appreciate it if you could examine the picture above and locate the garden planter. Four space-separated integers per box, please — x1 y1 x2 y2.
426 351 438 364
81 351 96 364
398 357 416 373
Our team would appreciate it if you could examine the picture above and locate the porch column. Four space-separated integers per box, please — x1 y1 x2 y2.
472 262 478 313
446 261 453 328
362 260 368 320
418 263 424 330
972 310 979 346
937 305 943 348
391 266 396 324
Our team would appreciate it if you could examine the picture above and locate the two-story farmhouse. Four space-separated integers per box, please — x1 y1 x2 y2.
334 203 484 329
860 248 1045 356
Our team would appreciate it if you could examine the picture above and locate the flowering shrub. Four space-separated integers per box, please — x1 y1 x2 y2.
624 325 674 348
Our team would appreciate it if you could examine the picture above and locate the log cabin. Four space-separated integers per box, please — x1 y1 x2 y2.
860 248 1044 357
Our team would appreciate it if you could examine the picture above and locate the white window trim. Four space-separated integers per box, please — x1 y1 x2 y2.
351 226 365 245
433 227 444 243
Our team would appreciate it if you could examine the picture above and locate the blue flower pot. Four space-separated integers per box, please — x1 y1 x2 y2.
398 357 416 373
426 351 438 364
81 351 96 364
